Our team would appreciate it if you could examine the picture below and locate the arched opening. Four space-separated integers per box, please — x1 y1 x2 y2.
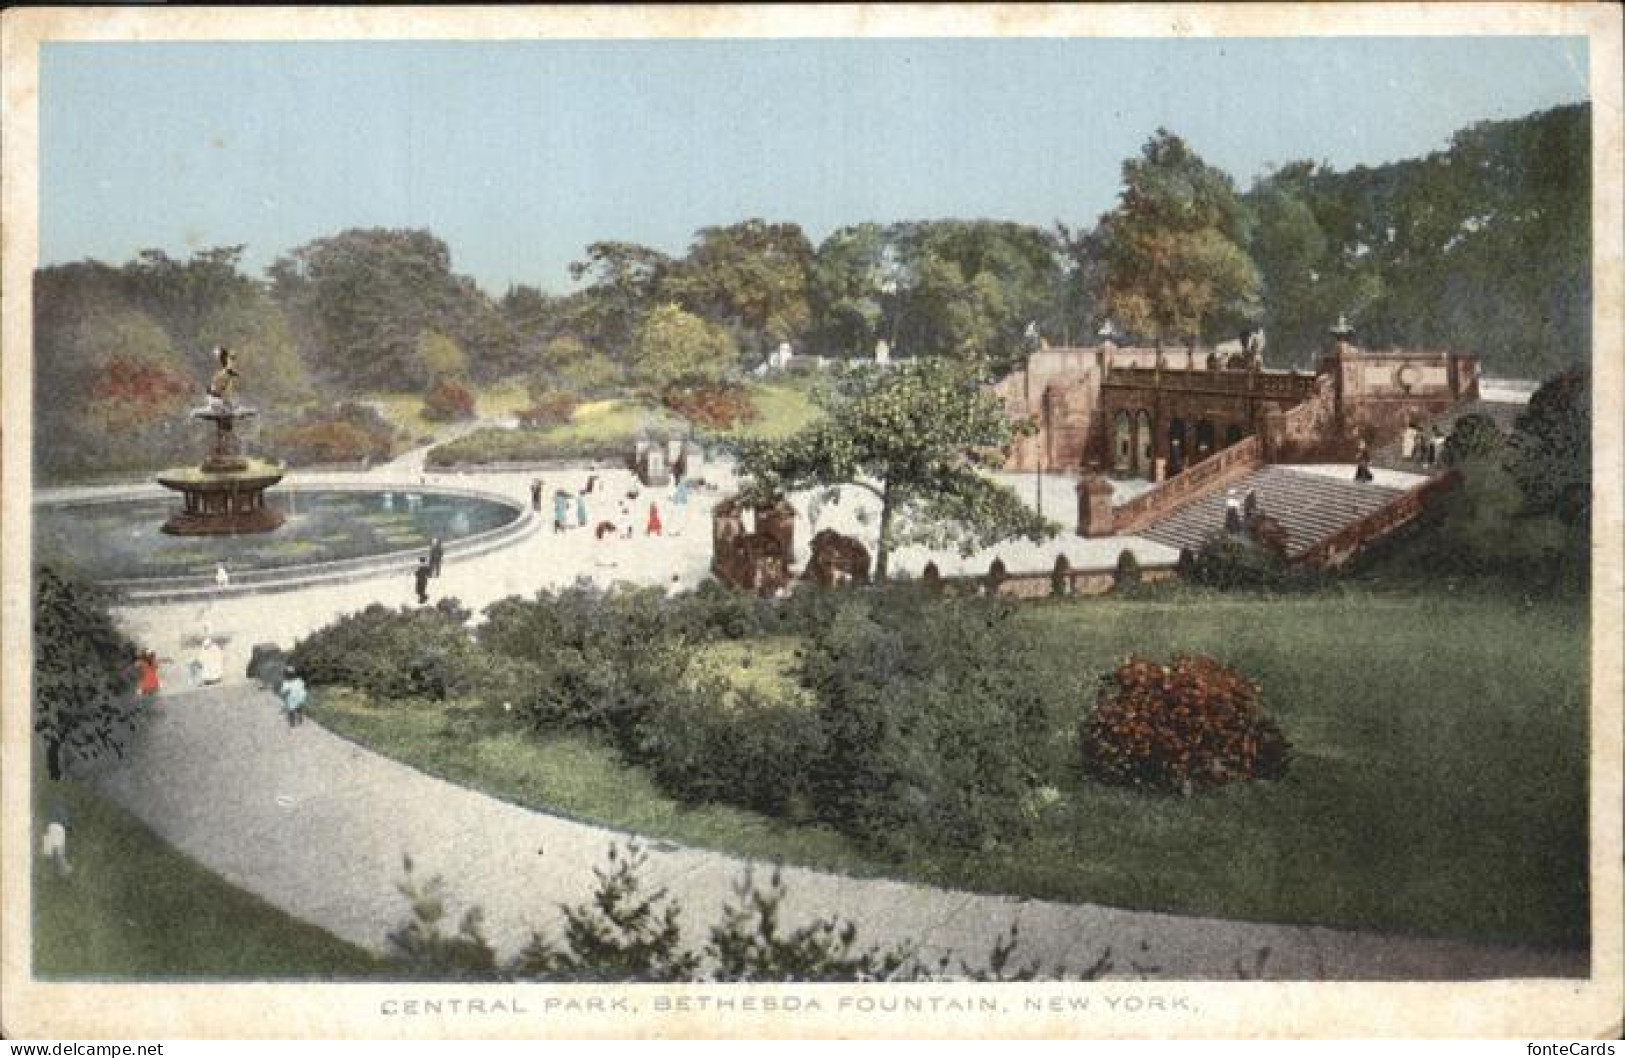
1134 410 1154 476
1195 419 1217 462
1168 418 1188 475
1224 423 1245 449
1112 411 1133 473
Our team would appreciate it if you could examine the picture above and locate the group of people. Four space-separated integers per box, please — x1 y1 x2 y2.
1401 422 1450 468
1223 488 1262 533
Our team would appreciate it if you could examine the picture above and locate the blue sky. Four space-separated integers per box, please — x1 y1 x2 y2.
40 37 1589 294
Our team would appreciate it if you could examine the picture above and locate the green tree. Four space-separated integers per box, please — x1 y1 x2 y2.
626 304 739 392
1506 369 1590 526
537 333 622 394
33 566 141 780
663 219 815 360
416 330 469 381
567 240 675 359
270 228 503 391
731 357 1053 580
1095 129 1260 344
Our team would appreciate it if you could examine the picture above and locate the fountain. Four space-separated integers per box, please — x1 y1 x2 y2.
155 347 286 535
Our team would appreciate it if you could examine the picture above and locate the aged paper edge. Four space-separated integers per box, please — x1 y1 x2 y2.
1 3 1620 1040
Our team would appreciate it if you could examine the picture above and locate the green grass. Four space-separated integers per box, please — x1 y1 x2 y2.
726 383 823 439
310 688 864 871
687 636 813 707
32 773 385 979
309 587 1589 951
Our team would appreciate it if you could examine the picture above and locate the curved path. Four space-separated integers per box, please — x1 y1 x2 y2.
91 682 1583 981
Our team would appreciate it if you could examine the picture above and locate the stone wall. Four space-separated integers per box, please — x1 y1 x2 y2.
1320 343 1480 447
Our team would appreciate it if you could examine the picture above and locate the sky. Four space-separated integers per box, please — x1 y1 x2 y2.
39 36 1590 295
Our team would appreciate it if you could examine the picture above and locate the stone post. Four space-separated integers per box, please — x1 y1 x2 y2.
1077 473 1116 538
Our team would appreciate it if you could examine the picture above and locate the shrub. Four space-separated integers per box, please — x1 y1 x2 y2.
1112 549 1142 593
421 377 476 422
34 565 141 780
288 600 484 701
387 855 502 981
640 684 826 817
1441 412 1505 466
1080 654 1290 793
662 383 759 430
803 591 1071 854
517 386 580 429
478 586 689 746
265 402 400 466
1186 531 1291 591
511 844 699 983
426 427 629 468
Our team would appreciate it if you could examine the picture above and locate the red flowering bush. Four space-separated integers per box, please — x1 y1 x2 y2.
422 377 476 422
266 402 400 466
1080 654 1290 792
662 384 759 430
518 387 580 428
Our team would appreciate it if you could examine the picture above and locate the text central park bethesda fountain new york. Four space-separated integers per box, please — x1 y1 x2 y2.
156 347 286 535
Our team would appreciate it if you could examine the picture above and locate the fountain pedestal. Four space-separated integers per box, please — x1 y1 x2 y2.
156 406 286 535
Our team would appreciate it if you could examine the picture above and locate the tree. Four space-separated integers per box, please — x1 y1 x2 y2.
663 219 815 360
1095 130 1260 344
537 334 622 395
33 566 141 780
270 228 501 391
567 240 675 359
626 304 739 392
416 330 469 381
731 357 1054 580
1506 369 1590 526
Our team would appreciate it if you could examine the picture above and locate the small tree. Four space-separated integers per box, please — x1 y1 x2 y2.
707 866 913 982
421 376 476 422
1441 412 1505 466
731 357 1054 580
1113 549 1143 593
627 304 739 393
1507 369 1590 525
512 844 699 982
387 855 502 980
417 330 469 382
33 566 141 780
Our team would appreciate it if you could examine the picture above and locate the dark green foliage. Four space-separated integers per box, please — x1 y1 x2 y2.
288 600 484 702
387 855 503 981
707 867 913 982
1113 548 1143 593
640 685 826 818
269 228 518 389
1441 412 1505 467
1185 531 1293 591
802 591 1070 854
512 844 700 982
425 421 651 467
32 566 141 779
1354 455 1585 594
1080 654 1291 793
1506 369 1590 526
478 586 689 744
1246 103 1589 374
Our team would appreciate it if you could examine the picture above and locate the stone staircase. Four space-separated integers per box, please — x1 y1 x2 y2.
1137 466 1406 559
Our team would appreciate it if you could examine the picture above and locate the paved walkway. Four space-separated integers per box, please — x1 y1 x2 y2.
90 682 1583 981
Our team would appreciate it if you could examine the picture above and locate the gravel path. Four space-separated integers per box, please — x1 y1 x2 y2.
90 682 1585 981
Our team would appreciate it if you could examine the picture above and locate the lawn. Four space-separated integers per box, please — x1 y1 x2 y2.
32 772 385 978
308 587 1589 950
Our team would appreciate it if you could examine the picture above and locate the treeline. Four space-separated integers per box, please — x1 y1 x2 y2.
32 103 1590 479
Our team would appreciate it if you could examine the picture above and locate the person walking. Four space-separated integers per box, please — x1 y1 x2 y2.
278 668 308 728
135 650 161 699
553 490 571 533
530 479 543 513
215 563 230 590
1401 422 1420 463
576 491 588 529
1223 489 1243 534
413 557 431 605
428 537 444 578
646 502 664 537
